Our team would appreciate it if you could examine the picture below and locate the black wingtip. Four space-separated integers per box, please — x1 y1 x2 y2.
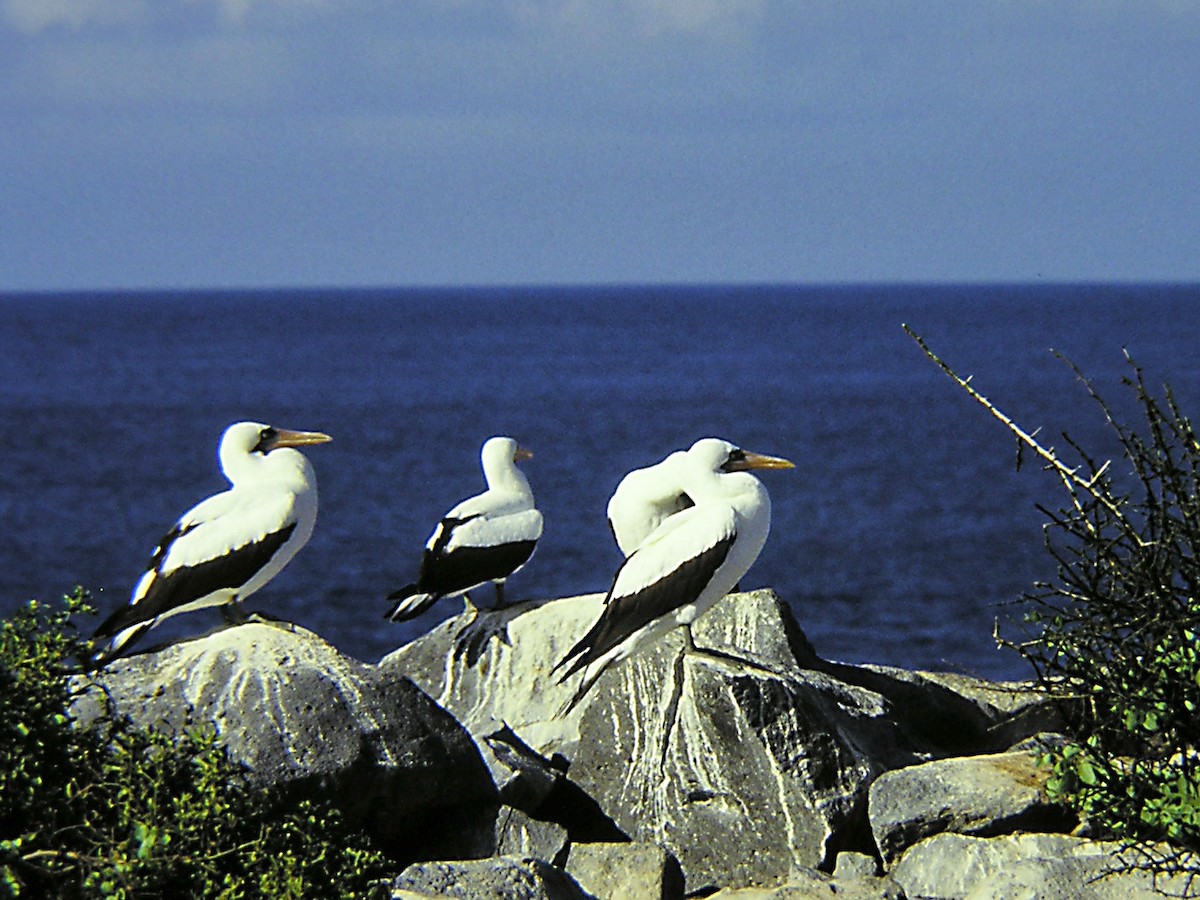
551 649 585 683
385 584 414 603
382 585 437 622
82 620 152 671
556 665 605 718
81 646 114 672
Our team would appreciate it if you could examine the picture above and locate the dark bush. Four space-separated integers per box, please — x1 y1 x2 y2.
909 326 1200 886
1 588 391 899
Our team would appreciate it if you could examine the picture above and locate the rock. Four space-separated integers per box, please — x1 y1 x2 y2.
816 663 1066 757
565 589 1051 892
384 588 1059 894
565 841 684 900
833 851 879 880
494 807 570 864
390 856 590 900
73 621 497 859
868 749 1076 865
891 832 1197 900
483 723 566 813
564 625 877 892
382 593 606 759
706 865 903 899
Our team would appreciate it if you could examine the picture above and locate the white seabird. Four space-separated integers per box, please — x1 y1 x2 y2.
554 437 794 710
384 435 543 623
606 449 693 556
88 421 331 668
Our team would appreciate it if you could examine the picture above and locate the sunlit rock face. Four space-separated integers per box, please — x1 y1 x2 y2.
868 749 1074 866
73 621 497 859
69 588 1072 893
384 588 1056 893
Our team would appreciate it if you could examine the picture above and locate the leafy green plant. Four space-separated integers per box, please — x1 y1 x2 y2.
1 588 391 899
907 326 1200 885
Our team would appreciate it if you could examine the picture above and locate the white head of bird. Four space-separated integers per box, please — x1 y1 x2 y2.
679 437 795 501
219 421 332 487
606 448 694 557
480 435 534 494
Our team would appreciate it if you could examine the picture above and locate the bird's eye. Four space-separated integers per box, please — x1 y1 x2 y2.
254 427 278 453
721 448 746 472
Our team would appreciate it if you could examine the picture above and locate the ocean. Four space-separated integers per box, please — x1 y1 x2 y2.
2 283 1197 681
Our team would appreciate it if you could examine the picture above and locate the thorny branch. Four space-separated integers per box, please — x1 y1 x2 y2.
902 323 1132 536
907 323 1200 888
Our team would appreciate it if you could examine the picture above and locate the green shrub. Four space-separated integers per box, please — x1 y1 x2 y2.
0 588 391 899
908 326 1200 879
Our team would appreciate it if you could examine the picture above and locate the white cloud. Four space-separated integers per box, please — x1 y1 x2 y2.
199 0 328 26
627 0 765 38
1 0 327 33
505 0 764 42
1 0 148 33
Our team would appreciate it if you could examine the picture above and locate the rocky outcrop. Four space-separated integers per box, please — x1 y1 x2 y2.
381 593 604 758
564 841 684 900
73 589 1196 898
72 621 497 860
383 588 1067 894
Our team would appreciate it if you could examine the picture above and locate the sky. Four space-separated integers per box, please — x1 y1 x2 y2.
1 1 1198 291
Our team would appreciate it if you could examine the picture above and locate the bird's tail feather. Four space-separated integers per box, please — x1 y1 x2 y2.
556 662 606 718
552 646 589 683
383 586 439 622
551 618 601 679
85 620 154 670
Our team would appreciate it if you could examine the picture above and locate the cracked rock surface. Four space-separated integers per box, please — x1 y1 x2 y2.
385 589 1058 892
74 621 497 859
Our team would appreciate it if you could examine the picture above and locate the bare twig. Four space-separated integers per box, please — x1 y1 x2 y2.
902 324 1134 531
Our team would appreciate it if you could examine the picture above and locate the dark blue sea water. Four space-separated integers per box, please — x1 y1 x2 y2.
2 283 1197 681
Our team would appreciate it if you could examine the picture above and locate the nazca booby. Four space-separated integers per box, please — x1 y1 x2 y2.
384 435 543 622
607 449 693 556
88 421 331 668
555 437 793 710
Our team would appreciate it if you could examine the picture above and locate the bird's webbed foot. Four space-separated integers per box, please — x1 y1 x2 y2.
453 612 513 666
221 603 295 632
681 627 798 682
221 602 250 624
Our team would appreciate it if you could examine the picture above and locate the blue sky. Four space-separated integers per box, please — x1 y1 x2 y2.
2 1 1197 290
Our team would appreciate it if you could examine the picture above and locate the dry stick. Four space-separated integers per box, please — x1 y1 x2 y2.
901 324 1131 531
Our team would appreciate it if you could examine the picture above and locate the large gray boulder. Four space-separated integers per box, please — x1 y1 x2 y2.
868 749 1075 865
564 841 684 900
564 625 876 891
74 621 497 859
891 832 1198 900
390 856 590 900
384 589 1058 894
382 593 605 758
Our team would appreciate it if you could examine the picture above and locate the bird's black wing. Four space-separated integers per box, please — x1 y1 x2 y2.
556 533 734 680
93 522 297 640
425 514 481 560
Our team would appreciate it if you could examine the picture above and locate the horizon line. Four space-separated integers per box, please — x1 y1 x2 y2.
2 278 1199 299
